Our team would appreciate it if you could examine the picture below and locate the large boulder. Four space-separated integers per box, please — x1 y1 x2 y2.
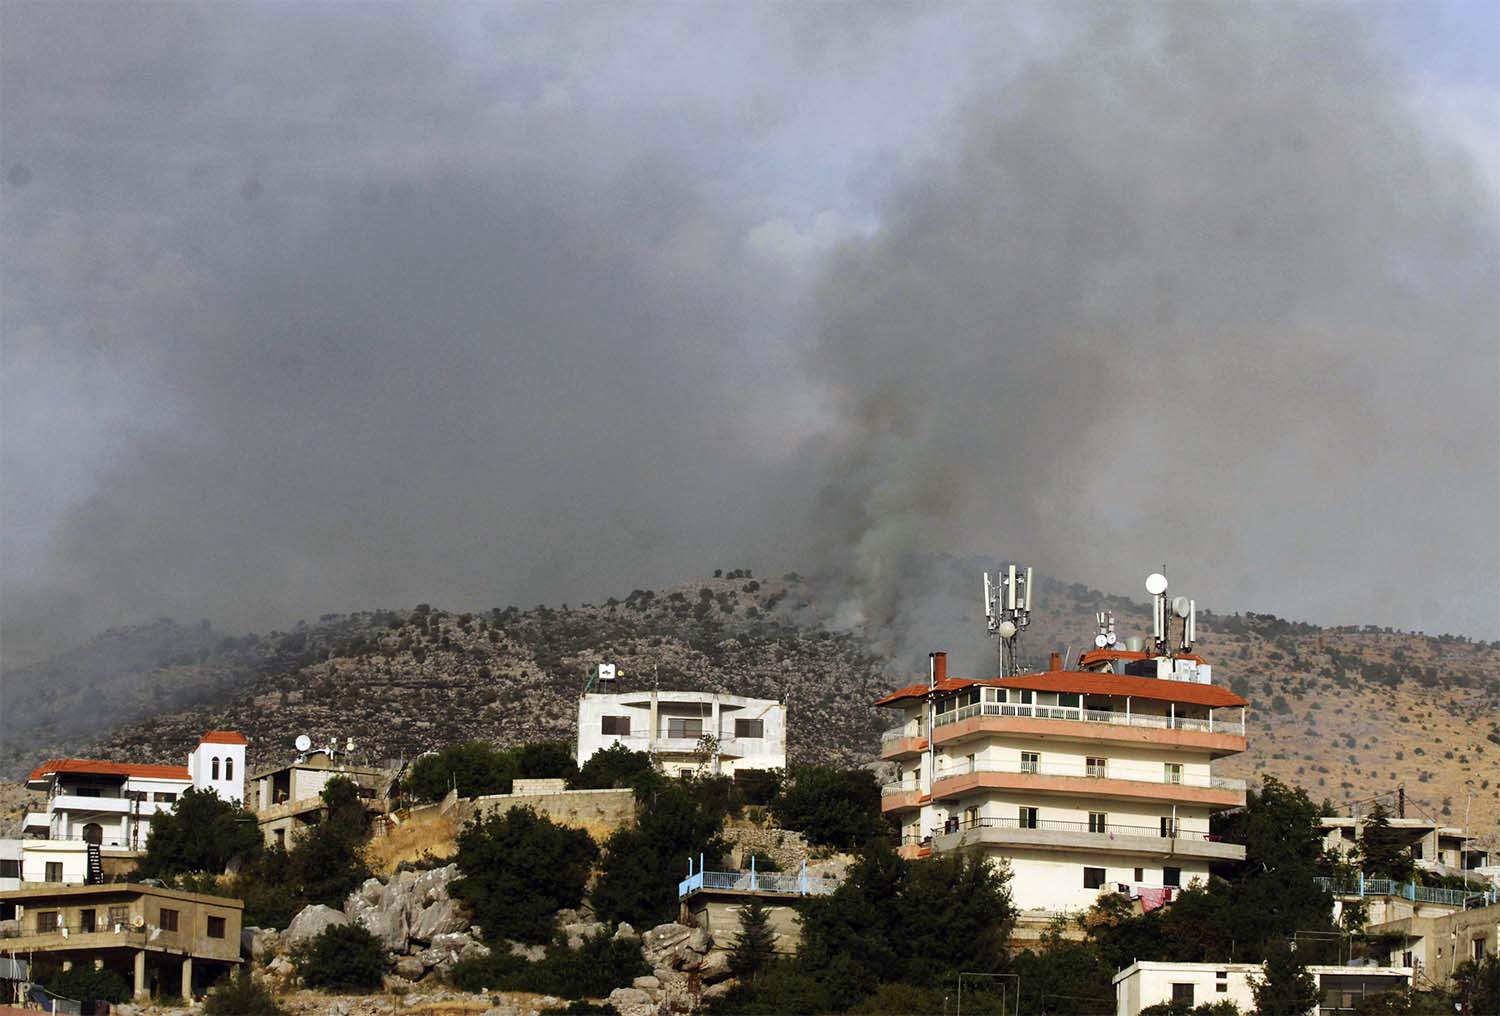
607 987 655 1016
393 956 426 981
508 940 546 962
413 863 458 906
430 931 489 963
350 897 411 953
240 926 281 962
410 898 469 943
698 949 733 984
640 922 693 968
612 922 638 942
282 904 348 946
561 920 606 949
346 877 386 916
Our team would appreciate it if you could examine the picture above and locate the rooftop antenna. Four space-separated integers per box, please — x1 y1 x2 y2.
1093 611 1118 650
294 734 312 758
984 564 1034 676
1146 572 1169 654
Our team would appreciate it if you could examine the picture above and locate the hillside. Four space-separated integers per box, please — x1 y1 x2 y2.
3 569 1497 846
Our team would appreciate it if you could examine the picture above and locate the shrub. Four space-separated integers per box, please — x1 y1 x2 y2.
405 742 514 800
730 898 776 981
295 924 385 992
203 968 287 1016
37 964 130 1004
770 766 886 850
140 787 263 878
450 932 648 999
592 779 728 927
570 744 660 792
450 807 597 944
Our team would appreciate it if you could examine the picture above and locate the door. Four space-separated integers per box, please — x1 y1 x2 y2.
80 909 96 933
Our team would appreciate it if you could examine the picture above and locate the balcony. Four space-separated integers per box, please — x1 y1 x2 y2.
931 758 1245 807
879 724 929 760
880 780 928 813
678 867 840 899
932 701 1245 755
926 816 1245 861
1313 877 1498 908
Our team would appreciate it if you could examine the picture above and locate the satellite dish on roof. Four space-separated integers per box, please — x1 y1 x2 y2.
1172 596 1191 619
1094 634 1110 648
295 734 312 752
996 619 1018 639
1145 573 1169 596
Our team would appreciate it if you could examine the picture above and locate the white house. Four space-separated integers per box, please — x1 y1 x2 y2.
1113 960 1412 1016
21 732 248 884
576 690 786 778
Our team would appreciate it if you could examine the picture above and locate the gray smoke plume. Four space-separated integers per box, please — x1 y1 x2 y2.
2 2 1495 671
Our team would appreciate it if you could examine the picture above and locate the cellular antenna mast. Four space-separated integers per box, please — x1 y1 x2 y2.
984 564 1034 676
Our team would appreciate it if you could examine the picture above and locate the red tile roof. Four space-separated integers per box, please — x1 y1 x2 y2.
990 671 1247 708
27 759 192 785
874 677 982 706
199 730 248 745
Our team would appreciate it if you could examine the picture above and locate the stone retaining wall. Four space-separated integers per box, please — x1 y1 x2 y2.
463 786 636 832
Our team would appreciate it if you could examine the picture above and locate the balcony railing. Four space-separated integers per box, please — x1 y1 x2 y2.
932 757 1246 792
881 779 922 797
1313 877 1498 908
880 724 927 745
678 861 840 899
930 815 1223 841
933 701 1242 736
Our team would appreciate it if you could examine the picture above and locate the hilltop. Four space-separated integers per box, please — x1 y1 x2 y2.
3 569 1497 844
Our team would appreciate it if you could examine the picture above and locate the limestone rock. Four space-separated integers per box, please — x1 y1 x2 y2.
631 975 661 990
411 897 469 943
641 922 691 954
685 927 712 954
393 956 426 980
699 949 732 984
508 940 547 962
350 896 410 952
701 980 736 1000
283 904 349 945
612 921 638 942
413 862 458 905
241 926 281 962
606 987 655 1016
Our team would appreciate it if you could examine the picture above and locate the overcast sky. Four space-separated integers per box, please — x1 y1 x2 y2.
3 1 1497 669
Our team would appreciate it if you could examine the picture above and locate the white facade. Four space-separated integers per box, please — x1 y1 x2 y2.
577 690 787 777
1113 961 1412 1016
189 736 247 804
0 838 22 894
880 651 1247 916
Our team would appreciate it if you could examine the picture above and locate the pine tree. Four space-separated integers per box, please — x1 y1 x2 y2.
1251 946 1318 1016
729 898 776 981
1358 801 1416 883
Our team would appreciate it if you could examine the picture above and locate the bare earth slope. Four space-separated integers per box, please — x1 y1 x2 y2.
4 572 1495 847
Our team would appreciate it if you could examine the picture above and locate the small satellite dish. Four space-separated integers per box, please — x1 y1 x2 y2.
345 737 356 752
1107 632 1118 646
1172 596 1191 619
1094 634 1110 648
1145 573 1169 596
997 620 1018 639
295 734 312 752
598 663 617 682
131 914 145 928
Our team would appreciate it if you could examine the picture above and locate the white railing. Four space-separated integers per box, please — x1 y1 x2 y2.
932 701 1240 736
880 723 925 745
932 757 1246 792
881 779 922 797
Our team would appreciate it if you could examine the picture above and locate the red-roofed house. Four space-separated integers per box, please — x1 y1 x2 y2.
876 648 1248 918
20 733 248 885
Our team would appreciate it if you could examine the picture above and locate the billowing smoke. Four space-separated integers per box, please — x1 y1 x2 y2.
2 3 1495 670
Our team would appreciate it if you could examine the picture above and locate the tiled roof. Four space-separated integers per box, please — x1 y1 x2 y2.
27 759 192 784
989 671 1247 708
199 730 248 745
874 677 982 706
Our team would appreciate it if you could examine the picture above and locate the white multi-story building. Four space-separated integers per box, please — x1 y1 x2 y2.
20 732 248 884
1113 960 1411 1016
576 690 786 778
877 651 1248 917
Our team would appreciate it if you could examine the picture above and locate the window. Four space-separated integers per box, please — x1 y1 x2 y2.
207 915 226 939
1164 866 1182 887
45 862 63 883
1019 807 1039 829
1058 693 1081 709
211 757 220 780
1164 763 1183 785
80 909 96 933
964 806 980 828
1401 950 1414 969
37 911 60 933
1161 816 1179 838
1083 867 1106 889
274 828 286 848
1088 812 1107 833
1134 867 1144 882
667 717 704 739
1475 938 1487 962
1017 689 1034 704
155 792 176 803
109 906 129 928
1086 756 1107 778
1216 972 1229 993
0 859 18 878
1020 752 1040 774
734 718 764 739
160 908 179 932
77 788 101 797
600 715 631 736
1172 984 1195 1007
224 758 233 780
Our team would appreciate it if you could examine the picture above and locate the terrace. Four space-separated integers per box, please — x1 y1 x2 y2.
1313 877 1498 909
922 815 1245 861
678 858 840 900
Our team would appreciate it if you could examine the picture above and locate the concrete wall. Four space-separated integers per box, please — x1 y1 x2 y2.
577 691 787 774
466 787 636 833
998 850 1210 913
1114 962 1412 1016
684 895 803 954
1374 901 1500 986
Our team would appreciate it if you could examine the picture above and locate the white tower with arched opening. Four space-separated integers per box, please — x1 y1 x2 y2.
189 731 248 804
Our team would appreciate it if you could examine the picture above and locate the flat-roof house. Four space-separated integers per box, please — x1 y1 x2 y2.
249 748 392 848
577 690 786 779
1114 960 1412 1016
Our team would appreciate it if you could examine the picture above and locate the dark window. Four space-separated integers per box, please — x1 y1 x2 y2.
1058 693 1081 708
160 908 179 932
667 718 703 739
600 715 630 736
80 909 96 933
734 718 764 739
1086 756 1107 778
76 788 101 798
1089 812 1107 833
211 757 220 780
1019 807 1038 829
45 862 63 883
1164 866 1182 887
1083 867 1106 889
1020 752 1040 774
37 911 60 933
1161 817 1178 838
109 906 129 927
155 792 176 803
1172 984 1195 1007
0 859 19 878
1475 939 1486 962
207 916 226 939
274 828 286 847
1134 867 1144 882
225 758 234 780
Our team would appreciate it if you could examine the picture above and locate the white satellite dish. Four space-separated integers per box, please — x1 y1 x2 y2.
1172 596 1191 619
996 619 1018 639
1145 573 1169 596
598 663 617 682
295 734 312 752
1107 632 1118 646
1094 634 1110 648
345 737 356 752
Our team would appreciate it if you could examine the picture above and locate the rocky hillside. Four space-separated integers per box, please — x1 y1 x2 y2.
4 569 1497 845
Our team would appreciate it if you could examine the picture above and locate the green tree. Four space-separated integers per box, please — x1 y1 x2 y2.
570 743 660 791
295 924 385 992
729 898 776 981
287 776 371 907
37 964 131 1004
1011 921 1117 1015
1251 947 1318 1016
1357 802 1416 884
203 967 288 1016
450 807 597 944
1450 955 1500 1016
592 779 728 927
404 742 515 800
140 787 262 878
770 766 886 850
514 741 579 783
